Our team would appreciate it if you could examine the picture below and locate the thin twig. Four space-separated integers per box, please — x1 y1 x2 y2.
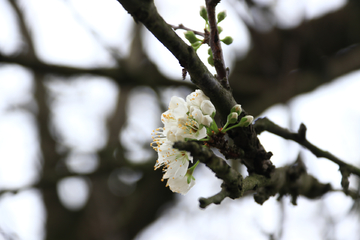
169 24 205 37
254 117 360 178
205 0 229 89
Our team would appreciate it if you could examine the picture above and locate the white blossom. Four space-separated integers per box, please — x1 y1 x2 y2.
202 115 213 127
162 96 208 141
200 100 216 116
186 89 210 109
167 175 195 195
151 89 217 194
151 139 195 194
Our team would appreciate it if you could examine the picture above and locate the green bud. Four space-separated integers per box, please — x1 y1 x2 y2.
208 55 214 66
217 26 223 34
239 115 254 127
184 31 199 44
186 161 199 183
209 118 218 133
227 112 238 124
217 11 227 23
221 36 233 45
200 6 208 22
231 104 242 115
191 41 202 51
187 174 194 184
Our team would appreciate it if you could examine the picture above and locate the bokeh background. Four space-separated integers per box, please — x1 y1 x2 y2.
0 0 360 239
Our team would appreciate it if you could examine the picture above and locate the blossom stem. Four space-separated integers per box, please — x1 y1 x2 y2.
222 123 242 132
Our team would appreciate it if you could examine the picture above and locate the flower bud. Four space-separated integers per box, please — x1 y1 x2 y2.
221 36 233 45
231 104 242 115
227 112 238 124
217 11 227 23
239 115 254 127
200 100 215 115
184 31 199 44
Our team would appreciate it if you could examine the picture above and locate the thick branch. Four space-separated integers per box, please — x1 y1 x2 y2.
0 53 193 88
117 0 275 178
117 0 236 119
174 140 337 208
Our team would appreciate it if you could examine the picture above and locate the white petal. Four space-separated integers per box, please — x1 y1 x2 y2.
200 100 215 115
201 115 213 127
190 108 204 123
186 89 210 108
168 96 188 118
167 175 195 195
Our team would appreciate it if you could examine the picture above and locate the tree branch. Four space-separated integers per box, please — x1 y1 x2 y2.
0 52 194 88
169 24 205 37
173 141 243 207
117 0 275 178
254 117 360 183
117 0 236 118
205 0 229 89
174 141 339 207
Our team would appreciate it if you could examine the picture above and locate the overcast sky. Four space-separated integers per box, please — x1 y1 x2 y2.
0 0 359 240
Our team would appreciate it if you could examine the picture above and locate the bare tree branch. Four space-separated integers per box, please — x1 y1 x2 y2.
169 24 205 37
254 117 360 184
205 0 229 89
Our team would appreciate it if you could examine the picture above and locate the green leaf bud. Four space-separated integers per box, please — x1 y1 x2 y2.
207 47 213 56
209 118 218 133
217 26 223 34
221 36 233 45
184 31 200 44
208 55 214 66
217 11 227 23
200 6 208 22
191 41 202 51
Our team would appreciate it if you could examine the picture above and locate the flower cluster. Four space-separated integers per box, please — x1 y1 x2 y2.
151 90 255 195
151 90 216 194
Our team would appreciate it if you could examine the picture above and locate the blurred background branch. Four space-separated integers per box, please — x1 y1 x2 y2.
0 0 360 240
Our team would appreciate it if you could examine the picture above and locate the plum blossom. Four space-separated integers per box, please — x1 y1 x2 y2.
151 89 216 194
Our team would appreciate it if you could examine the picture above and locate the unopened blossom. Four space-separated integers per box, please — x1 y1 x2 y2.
200 100 216 116
239 115 254 127
231 104 242 115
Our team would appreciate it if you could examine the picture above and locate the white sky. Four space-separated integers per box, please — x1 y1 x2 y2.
0 0 358 240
